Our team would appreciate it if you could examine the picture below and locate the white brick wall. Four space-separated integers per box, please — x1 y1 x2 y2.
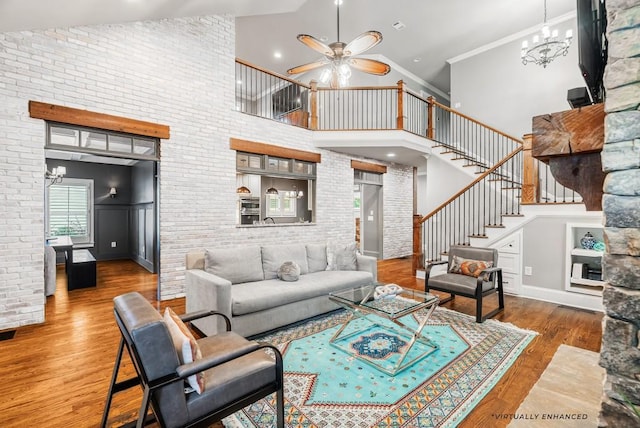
0 15 413 329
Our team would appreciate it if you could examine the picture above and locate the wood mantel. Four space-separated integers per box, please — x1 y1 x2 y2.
531 103 605 211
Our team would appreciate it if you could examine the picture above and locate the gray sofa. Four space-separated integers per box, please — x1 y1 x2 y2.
185 243 377 337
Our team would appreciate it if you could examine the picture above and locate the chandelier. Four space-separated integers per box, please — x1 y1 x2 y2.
521 0 572 68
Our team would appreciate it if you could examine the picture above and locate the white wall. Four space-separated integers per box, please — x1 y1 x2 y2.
0 16 413 330
421 154 474 215
450 17 586 139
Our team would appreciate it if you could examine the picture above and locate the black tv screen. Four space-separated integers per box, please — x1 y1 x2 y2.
576 0 607 104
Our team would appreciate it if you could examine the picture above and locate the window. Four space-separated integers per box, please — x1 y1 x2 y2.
46 178 94 245
266 193 297 217
47 124 159 160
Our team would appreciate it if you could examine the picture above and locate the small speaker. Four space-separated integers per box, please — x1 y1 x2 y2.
567 87 592 108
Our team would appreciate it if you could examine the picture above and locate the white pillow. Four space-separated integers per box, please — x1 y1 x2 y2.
326 241 358 271
164 307 205 394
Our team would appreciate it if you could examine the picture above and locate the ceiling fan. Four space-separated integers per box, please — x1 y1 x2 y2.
287 1 390 88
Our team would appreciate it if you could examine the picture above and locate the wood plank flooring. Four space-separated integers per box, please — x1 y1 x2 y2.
0 258 603 427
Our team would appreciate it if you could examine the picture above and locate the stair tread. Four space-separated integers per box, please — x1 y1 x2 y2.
485 225 506 228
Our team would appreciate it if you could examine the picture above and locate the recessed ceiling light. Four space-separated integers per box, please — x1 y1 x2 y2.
274 51 282 59
334 0 343 5
387 153 396 157
320 36 329 42
392 21 406 31
413 57 421 63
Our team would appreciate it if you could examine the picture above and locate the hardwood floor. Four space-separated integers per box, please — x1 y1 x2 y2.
0 258 603 427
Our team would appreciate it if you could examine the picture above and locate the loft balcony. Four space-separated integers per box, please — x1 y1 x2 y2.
235 58 579 206
235 58 435 167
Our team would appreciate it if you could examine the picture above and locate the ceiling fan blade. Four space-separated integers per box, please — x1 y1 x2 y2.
344 31 383 56
348 58 391 76
297 34 335 57
287 60 328 75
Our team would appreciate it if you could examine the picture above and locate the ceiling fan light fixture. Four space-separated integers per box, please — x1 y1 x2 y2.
319 68 332 84
287 0 390 87
338 63 351 78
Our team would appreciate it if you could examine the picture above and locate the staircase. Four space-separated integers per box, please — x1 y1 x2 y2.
417 101 576 265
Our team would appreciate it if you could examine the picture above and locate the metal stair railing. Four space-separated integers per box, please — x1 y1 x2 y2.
419 146 524 264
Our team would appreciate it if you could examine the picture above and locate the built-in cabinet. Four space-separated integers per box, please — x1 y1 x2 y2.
492 230 522 295
565 223 604 296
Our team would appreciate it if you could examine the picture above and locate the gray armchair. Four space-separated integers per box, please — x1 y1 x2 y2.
101 292 284 428
425 245 504 323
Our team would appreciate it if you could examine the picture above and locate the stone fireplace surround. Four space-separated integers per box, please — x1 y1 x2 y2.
598 0 640 425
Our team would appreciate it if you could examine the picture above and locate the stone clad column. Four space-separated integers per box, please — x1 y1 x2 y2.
599 0 640 426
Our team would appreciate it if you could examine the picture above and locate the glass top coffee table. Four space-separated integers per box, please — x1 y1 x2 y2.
329 284 439 376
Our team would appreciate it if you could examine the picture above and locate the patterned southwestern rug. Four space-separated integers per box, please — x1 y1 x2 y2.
224 307 536 428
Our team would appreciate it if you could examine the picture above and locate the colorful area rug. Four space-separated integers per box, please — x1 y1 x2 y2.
224 307 536 428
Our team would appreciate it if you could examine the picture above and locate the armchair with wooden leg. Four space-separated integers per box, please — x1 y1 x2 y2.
425 245 504 323
101 292 284 428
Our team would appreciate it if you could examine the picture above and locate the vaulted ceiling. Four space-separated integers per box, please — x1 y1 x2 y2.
2 0 577 97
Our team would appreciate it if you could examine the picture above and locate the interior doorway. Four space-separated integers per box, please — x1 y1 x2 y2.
354 171 383 259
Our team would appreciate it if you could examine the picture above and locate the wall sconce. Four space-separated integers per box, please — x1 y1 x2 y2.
45 165 66 186
109 187 117 198
236 186 251 194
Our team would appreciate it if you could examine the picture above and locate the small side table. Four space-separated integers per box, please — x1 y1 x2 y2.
68 249 96 290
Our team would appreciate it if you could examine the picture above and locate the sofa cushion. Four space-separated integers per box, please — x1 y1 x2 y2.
277 261 300 282
327 242 358 271
306 244 327 273
261 244 309 280
204 246 263 284
231 270 373 316
164 307 205 394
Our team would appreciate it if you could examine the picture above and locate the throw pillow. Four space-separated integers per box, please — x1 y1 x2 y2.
306 243 327 273
204 246 264 284
327 242 358 271
163 307 205 394
449 255 493 282
277 261 300 281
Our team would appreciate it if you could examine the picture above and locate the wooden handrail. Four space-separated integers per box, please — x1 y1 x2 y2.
235 58 311 89
430 98 525 145
420 146 524 224
316 85 398 91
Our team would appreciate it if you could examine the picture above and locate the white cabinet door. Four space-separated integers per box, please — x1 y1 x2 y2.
492 230 522 295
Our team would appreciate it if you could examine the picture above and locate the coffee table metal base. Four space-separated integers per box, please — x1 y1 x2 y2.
329 302 439 376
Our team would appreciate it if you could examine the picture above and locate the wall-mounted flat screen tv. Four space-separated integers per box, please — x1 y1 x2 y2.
577 0 607 104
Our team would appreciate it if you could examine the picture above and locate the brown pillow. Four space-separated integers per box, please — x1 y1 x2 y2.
164 307 205 394
449 255 493 282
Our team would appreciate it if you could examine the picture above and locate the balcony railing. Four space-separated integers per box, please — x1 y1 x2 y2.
235 58 311 128
235 58 579 209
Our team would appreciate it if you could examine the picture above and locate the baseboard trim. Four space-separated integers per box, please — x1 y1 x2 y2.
520 284 604 312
